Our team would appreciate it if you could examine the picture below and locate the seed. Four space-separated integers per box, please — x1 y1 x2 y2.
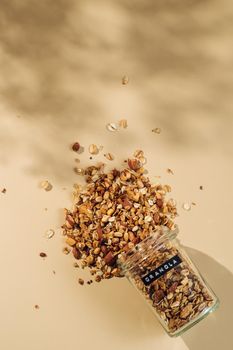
122 75 129 85
106 123 118 132
132 225 139 232
72 142 80 152
104 153 114 161
152 127 161 134
95 196 103 203
39 252 47 258
88 144 99 155
118 119 128 128
78 278 84 285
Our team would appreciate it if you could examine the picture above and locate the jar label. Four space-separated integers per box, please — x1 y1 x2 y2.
141 254 182 286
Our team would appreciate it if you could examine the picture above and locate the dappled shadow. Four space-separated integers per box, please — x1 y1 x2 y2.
0 0 233 180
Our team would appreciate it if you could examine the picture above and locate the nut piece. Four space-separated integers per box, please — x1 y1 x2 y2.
180 304 193 319
128 158 141 170
106 123 118 132
39 180 53 191
72 142 80 152
118 119 128 128
122 75 129 85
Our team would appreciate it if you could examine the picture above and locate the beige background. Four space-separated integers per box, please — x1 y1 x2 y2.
0 1 233 350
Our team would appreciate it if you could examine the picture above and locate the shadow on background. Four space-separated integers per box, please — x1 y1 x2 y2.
82 246 233 347
0 0 233 178
182 247 233 350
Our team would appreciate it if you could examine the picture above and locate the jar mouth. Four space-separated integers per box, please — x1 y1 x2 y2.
117 225 179 273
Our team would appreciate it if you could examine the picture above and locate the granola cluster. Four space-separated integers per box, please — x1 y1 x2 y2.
62 153 177 282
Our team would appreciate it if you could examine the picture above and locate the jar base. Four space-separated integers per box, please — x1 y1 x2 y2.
168 298 220 337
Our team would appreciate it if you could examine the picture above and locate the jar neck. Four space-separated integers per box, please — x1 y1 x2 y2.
118 226 179 274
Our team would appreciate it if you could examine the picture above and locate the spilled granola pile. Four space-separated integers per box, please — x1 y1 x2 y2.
62 151 177 283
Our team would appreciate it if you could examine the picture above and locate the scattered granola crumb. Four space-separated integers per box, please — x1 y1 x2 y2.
118 119 128 128
75 158 80 163
44 229 55 239
72 142 80 152
73 262 79 268
39 180 53 191
78 278 84 285
167 168 174 175
122 75 129 85
39 252 47 258
34 305 40 309
63 247 70 255
1 188 6 193
152 127 161 134
199 186 203 190
191 202 196 206
52 270 56 274
44 208 48 211
74 167 84 175
182 203 191 211
106 123 118 132
88 144 99 155
104 153 114 161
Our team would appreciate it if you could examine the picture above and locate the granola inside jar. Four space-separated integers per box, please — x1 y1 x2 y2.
118 226 219 336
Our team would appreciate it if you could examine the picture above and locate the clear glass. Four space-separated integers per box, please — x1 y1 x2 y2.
118 226 219 337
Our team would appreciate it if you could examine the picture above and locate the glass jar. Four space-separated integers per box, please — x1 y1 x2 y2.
118 226 219 337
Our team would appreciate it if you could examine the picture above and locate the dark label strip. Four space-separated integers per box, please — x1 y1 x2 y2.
141 254 182 286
